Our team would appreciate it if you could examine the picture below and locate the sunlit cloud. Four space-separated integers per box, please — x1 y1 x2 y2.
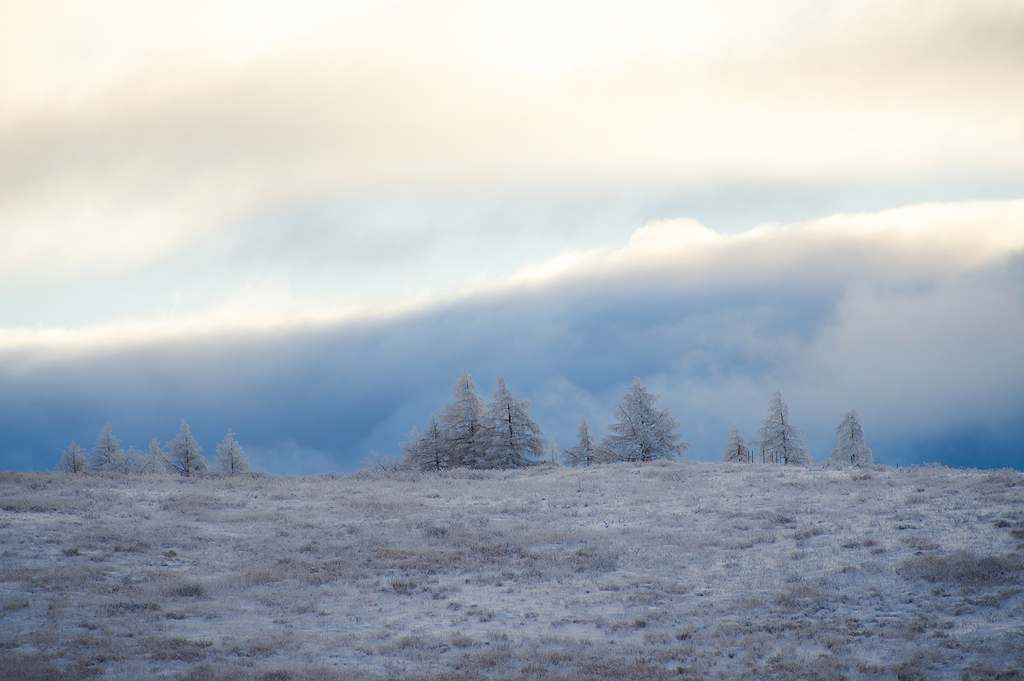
3 1 1022 294
3 198 1022 363
503 198 1024 287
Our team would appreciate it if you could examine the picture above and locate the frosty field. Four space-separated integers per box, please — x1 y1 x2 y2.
2 462 1023 680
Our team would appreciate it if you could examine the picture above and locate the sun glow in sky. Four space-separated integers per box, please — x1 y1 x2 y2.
2 0 1022 472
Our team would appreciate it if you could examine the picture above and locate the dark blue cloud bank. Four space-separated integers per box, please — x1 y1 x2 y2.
2 245 1022 474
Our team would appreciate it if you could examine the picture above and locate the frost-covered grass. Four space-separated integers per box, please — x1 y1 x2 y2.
1 462 1023 680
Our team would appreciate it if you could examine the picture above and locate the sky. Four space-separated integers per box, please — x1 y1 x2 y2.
2 0 1023 474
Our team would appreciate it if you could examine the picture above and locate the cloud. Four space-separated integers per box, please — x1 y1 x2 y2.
800 268 1024 431
2 3 1021 473
2 199 1022 473
3 1 1023 294
245 440 341 477
3 198 1023 366
502 199 1024 291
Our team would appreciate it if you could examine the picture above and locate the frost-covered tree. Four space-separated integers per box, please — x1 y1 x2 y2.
757 391 812 465
478 374 544 469
828 410 874 467
565 416 609 467
215 429 251 476
138 437 168 474
168 420 209 477
90 424 124 473
721 423 754 463
59 441 88 474
118 446 147 475
401 415 451 471
542 437 564 465
363 450 403 472
603 378 689 462
439 370 487 468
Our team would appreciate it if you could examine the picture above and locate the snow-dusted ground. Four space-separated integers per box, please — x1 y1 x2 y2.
1 462 1022 680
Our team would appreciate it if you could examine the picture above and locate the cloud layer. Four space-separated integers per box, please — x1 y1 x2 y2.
2 3 1021 472
3 1 1023 301
5 198 1023 356
2 200 1021 473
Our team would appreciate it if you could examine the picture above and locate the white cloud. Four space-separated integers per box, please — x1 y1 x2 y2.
4 198 1022 367
504 199 1024 288
799 270 1024 432
2 0 1022 294
245 439 340 476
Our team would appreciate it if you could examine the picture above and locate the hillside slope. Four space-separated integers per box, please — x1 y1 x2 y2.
1 462 1022 679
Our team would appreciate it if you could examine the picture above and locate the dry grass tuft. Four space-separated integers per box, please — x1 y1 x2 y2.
144 637 214 662
900 551 1024 587
170 582 209 598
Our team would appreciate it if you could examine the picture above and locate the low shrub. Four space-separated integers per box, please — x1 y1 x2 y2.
1 596 30 613
900 551 1024 587
568 546 617 573
793 525 827 540
144 637 214 662
171 582 208 598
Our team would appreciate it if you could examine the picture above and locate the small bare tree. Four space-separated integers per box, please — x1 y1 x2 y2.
59 441 88 474
721 423 754 463
363 450 403 473
139 437 168 474
565 416 609 467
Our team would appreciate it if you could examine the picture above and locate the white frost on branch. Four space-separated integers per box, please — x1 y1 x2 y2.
565 416 610 467
479 374 544 469
59 441 88 474
721 423 754 463
757 391 812 465
139 437 169 475
168 420 209 477
829 410 874 467
401 415 451 471
439 370 487 468
215 429 251 476
90 423 124 473
604 377 689 462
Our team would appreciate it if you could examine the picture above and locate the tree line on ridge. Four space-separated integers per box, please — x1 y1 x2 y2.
401 371 874 471
56 371 874 476
59 420 250 477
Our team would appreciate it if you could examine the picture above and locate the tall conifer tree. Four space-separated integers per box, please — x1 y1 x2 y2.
168 420 209 477
829 411 873 467
401 415 451 471
215 429 251 476
90 423 124 473
757 392 812 465
479 374 544 469
603 378 688 462
439 370 486 468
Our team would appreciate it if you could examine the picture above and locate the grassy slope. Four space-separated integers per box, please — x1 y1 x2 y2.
1 462 1022 680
